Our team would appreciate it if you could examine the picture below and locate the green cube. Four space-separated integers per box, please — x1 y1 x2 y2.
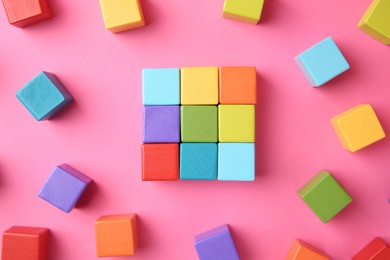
181 106 218 142
298 170 352 223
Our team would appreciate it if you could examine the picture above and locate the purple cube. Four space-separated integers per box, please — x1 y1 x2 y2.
194 224 240 260
143 106 180 143
38 164 92 213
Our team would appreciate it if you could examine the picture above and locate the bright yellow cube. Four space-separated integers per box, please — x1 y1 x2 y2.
181 67 218 105
219 105 255 142
100 0 145 33
358 0 390 45
330 104 385 152
222 0 264 25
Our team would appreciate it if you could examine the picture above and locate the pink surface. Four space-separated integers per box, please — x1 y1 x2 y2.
0 0 389 259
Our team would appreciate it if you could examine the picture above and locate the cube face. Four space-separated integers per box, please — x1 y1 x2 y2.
222 0 264 24
181 106 218 142
219 105 255 142
143 106 180 143
352 237 390 260
295 37 350 87
286 240 330 260
142 144 179 180
2 0 52 28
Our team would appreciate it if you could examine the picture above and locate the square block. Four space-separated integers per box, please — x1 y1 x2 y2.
298 170 352 223
38 164 93 213
219 66 256 104
219 105 255 142
143 106 180 143
16 71 73 121
352 237 390 260
142 68 180 105
181 106 218 142
181 67 218 105
358 0 390 45
330 104 385 152
99 0 145 33
180 143 218 180
2 226 49 260
95 214 137 257
295 37 350 87
194 224 239 260
286 239 330 260
218 143 255 181
222 0 264 25
142 144 179 181
2 0 52 28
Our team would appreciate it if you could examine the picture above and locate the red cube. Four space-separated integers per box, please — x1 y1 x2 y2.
2 0 52 28
142 144 179 181
352 237 390 260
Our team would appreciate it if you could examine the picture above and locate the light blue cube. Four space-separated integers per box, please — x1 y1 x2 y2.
142 68 180 105
295 37 350 87
218 143 255 181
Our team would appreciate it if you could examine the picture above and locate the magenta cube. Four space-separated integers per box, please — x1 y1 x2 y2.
143 106 180 143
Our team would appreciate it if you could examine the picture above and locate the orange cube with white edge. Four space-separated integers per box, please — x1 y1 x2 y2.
286 239 330 260
330 104 385 152
95 214 138 257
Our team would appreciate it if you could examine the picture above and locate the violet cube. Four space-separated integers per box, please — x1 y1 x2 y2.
143 106 180 143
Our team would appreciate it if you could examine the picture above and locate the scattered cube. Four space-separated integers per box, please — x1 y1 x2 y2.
142 144 179 180
330 104 385 152
16 71 73 121
38 164 93 213
143 106 180 143
286 239 330 260
219 105 255 142
352 237 390 260
2 0 52 28
95 214 137 257
181 106 218 142
298 170 352 223
295 37 350 87
2 226 49 260
194 224 239 260
222 0 264 25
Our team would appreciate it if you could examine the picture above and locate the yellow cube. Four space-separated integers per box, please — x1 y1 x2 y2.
358 0 390 45
99 0 145 33
222 0 264 25
181 67 218 105
330 104 385 152
219 105 255 142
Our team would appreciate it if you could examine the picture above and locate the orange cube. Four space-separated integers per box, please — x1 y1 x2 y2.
142 144 179 181
286 239 330 260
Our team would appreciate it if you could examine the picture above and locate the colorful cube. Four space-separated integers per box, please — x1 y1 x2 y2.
219 105 255 142
298 170 352 223
295 37 350 87
143 106 180 143
352 237 390 260
181 106 218 142
222 0 264 25
330 104 385 152
286 239 330 260
142 144 179 180
2 0 52 28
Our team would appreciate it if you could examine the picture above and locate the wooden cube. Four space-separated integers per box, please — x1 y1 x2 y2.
352 237 390 260
2 0 52 28
286 239 330 260
142 144 179 181
181 106 218 142
219 105 255 142
222 0 264 24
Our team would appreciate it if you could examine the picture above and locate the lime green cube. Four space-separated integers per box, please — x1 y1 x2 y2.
181 106 218 142
222 0 264 24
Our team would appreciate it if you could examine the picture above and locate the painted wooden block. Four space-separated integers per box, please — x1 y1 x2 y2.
181 67 218 105
286 239 330 260
16 71 73 121
219 105 255 142
194 224 239 260
2 226 49 260
358 0 390 45
38 164 92 213
352 237 390 260
142 68 180 105
222 0 264 25
181 106 218 142
142 143 179 180
95 214 137 257
295 37 350 87
219 66 256 104
2 0 52 28
143 106 180 143
180 143 217 180
218 143 255 181
298 170 352 223
330 104 385 152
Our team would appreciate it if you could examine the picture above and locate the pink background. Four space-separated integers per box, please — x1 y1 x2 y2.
0 0 389 259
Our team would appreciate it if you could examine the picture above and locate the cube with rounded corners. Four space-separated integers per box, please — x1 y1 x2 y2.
2 0 52 28
142 144 179 180
143 106 180 143
219 105 255 142
181 106 218 142
222 0 264 24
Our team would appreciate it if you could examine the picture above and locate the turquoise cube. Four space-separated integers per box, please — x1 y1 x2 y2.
180 143 218 180
295 37 350 87
218 143 255 181
142 68 180 105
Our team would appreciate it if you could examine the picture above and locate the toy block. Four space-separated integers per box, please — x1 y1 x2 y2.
2 226 49 260
180 143 218 180
295 37 350 87
2 0 52 28
222 0 264 25
38 164 93 213
143 106 180 143
286 239 330 260
298 170 352 223
358 0 390 45
181 67 218 105
218 143 255 181
142 68 180 105
194 224 239 260
330 104 385 152
219 105 255 142
181 106 218 142
95 214 137 257
99 0 145 33
142 144 179 180
352 237 390 260
219 66 256 104
16 72 73 121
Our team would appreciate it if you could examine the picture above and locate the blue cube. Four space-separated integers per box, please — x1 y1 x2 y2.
295 37 350 87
